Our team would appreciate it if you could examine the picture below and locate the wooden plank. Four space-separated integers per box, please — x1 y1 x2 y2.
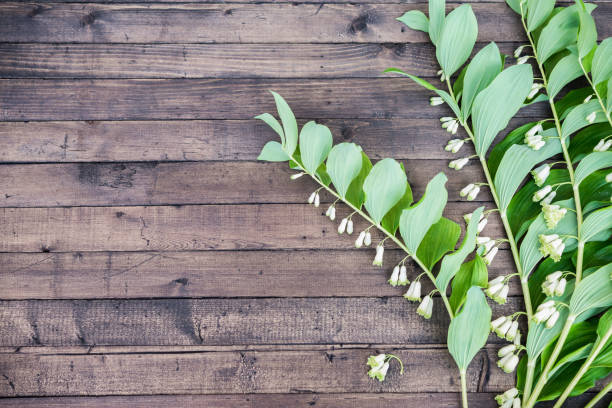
0 297 521 347
1 3 610 44
0 43 520 79
0 78 549 121
0 348 513 395
0 118 532 163
0 160 493 207
0 249 518 299
0 393 603 408
0 203 505 253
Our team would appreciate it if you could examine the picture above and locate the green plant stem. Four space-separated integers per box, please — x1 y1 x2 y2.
523 358 536 403
578 59 612 127
584 380 612 408
525 314 577 408
553 325 612 408
460 369 469 408
290 155 455 319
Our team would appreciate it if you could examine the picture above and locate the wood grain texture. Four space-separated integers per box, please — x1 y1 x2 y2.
0 78 549 121
0 118 531 163
0 42 519 79
0 348 513 395
0 160 493 207
0 203 505 253
0 249 518 299
0 297 521 347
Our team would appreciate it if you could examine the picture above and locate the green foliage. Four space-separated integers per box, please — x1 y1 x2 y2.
435 4 478 78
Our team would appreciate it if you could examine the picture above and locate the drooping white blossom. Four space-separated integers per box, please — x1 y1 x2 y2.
594 139 612 152
403 280 421 301
484 247 499 265
372 244 384 266
364 231 372 247
338 218 348 234
388 265 400 286
533 185 552 202
398 265 408 286
542 204 567 229
430 96 444 106
467 186 481 201
531 164 550 187
417 295 433 319
449 157 470 170
347 219 354 235
460 183 476 197
291 172 305 180
355 231 366 248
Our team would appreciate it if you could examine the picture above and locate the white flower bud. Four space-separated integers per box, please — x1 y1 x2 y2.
533 185 552 202
534 306 555 323
417 295 433 319
546 310 560 328
372 245 384 266
489 276 505 287
449 157 469 170
498 344 516 358
514 45 527 58
506 320 518 341
531 164 550 187
483 239 496 253
364 232 372 247
291 172 305 180
496 318 512 338
476 236 492 245
329 206 336 220
440 116 454 122
491 316 507 330
512 398 521 408
526 123 543 138
308 191 316 204
517 55 530 65
528 83 543 99
586 111 597 123
346 219 354 235
594 139 612 152
403 280 421 301
478 218 488 233
460 183 475 197
449 121 459 134
388 265 400 286
546 271 563 282
498 353 519 373
398 265 408 286
325 205 333 217
314 193 320 207
467 185 481 201
542 191 556 205
355 231 366 248
338 218 348 234
584 94 594 103
430 96 444 106
606 172 612 183
484 247 498 265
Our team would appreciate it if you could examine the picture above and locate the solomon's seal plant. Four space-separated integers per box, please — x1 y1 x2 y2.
391 0 612 406
257 91 494 407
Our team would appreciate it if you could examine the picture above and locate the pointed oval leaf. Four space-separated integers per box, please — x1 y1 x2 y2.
257 140 290 162
576 2 597 58
575 151 612 185
362 158 407 224
326 143 364 198
461 42 502 119
271 91 298 155
582 206 612 243
472 64 534 156
449 255 488 313
570 264 612 317
428 0 446 45
526 0 555 32
448 287 492 371
399 172 448 254
435 4 478 78
592 38 612 85
255 113 285 146
416 217 461 270
381 183 413 234
345 152 373 209
298 121 333 174
548 55 583 99
397 10 429 33
561 99 607 141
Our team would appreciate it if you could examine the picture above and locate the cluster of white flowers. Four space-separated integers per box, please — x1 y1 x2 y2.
445 138 465 153
491 315 520 343
533 184 557 205
496 387 521 408
403 279 422 302
366 354 389 382
539 234 565 262
542 203 567 229
449 157 470 170
388 264 408 287
486 276 509 304
541 271 567 297
478 236 499 265
430 96 444 106
531 164 550 187
594 138 612 151
460 183 481 201
524 123 545 150
440 117 459 134
308 190 321 207
337 217 354 235
534 300 560 328
355 230 372 248
325 204 336 221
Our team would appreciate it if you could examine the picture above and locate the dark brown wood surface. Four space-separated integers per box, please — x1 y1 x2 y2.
0 1 609 407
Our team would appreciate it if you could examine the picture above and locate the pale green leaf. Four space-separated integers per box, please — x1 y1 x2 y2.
397 10 429 33
561 99 607 141
576 1 598 58
596 309 612 339
570 264 612 316
271 91 298 155
362 158 407 224
255 113 285 146
428 0 446 45
575 151 612 185
436 4 478 78
399 172 448 254
582 206 612 243
436 206 484 292
494 136 562 210
257 141 290 162
298 121 333 174
526 0 555 32
548 55 583 99
449 255 488 313
345 153 372 209
416 217 461 270
381 183 413 234
461 42 502 119
326 143 363 198
608 77 612 113
448 287 492 370
506 0 523 15
472 64 534 156
592 38 612 85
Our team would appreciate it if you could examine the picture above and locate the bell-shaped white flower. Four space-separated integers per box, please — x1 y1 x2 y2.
325 204 334 217
430 96 444 106
449 157 469 170
467 185 481 201
308 191 316 204
494 318 513 338
367 354 390 382
338 218 348 234
484 247 499 265
445 138 465 153
437 69 446 82
514 44 527 58
364 231 372 247
398 265 408 286
517 55 530 65
542 204 567 229
460 183 475 197
314 193 320 208
486 276 508 304
372 244 384 266
448 121 459 134
498 344 517 358
531 164 550 187
542 190 557 205
594 139 612 152
346 219 354 235
528 83 544 99
291 172 305 180
545 310 560 328
417 295 433 319
482 239 496 254
539 234 564 261
534 301 556 323
491 316 508 331
555 278 567 296
367 353 386 369
512 398 521 408
506 321 519 341
606 172 612 183
533 185 552 202
526 123 543 138
498 353 519 373
496 388 520 408
476 236 492 245
355 231 366 248
586 111 597 123
584 94 594 103
477 218 488 233
546 271 563 282
403 280 421 301
388 265 400 286
525 133 545 150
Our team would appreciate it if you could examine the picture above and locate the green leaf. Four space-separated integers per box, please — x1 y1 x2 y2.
435 206 484 292
257 140 290 162
362 158 407 225
576 1 598 58
548 55 583 100
436 4 478 78
447 287 492 371
597 309 612 339
556 87 593 119
345 152 372 209
506 0 523 15
326 143 363 198
575 151 612 185
592 38 612 85
582 206 612 243
488 121 542 178
416 217 461 270
570 264 612 317
561 99 607 141
472 64 534 156
526 0 555 32
460 42 502 119
397 10 429 33
449 255 488 313
399 173 448 254
381 183 413 235
428 0 446 45
255 113 285 146
494 136 562 211
298 121 333 174
608 77 612 113
271 91 298 155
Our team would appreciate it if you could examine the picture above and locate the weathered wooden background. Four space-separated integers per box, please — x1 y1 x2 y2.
0 0 611 406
